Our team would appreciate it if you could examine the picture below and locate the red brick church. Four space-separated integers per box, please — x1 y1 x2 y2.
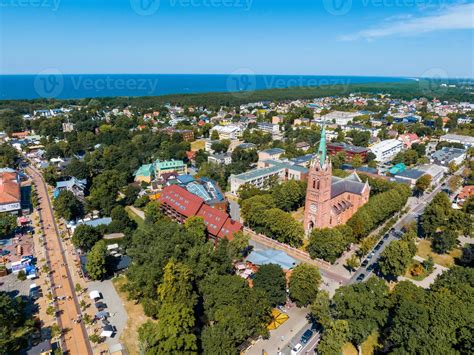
304 127 370 232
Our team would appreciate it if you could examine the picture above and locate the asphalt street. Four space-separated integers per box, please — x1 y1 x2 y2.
350 171 463 283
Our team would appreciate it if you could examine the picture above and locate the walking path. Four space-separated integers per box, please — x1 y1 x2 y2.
245 228 350 284
398 255 448 289
27 166 92 355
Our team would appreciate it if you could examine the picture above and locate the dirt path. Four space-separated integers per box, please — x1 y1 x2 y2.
27 166 92 355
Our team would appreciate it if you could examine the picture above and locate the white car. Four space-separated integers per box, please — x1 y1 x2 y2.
291 343 303 355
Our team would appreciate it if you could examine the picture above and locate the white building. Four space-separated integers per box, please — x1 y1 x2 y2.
229 166 285 195
320 111 360 126
257 122 280 135
416 164 447 185
439 134 474 148
210 125 242 140
430 147 466 167
208 153 232 165
370 139 403 162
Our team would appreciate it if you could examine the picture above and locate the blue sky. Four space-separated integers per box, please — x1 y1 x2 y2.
1 0 473 77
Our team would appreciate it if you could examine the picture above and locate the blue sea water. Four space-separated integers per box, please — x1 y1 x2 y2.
0 74 411 100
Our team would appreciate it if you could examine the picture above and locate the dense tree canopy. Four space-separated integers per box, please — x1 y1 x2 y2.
71 224 101 252
0 292 34 353
53 190 84 221
86 240 108 281
0 213 17 237
288 263 321 307
378 239 417 278
308 226 354 263
253 264 287 306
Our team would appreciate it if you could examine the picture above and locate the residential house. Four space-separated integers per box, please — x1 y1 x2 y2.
327 142 369 162
134 164 155 184
155 159 187 177
54 177 87 200
258 148 285 162
397 133 421 149
208 153 232 165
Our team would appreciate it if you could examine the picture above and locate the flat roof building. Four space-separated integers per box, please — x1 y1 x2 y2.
430 147 466 167
370 139 403 162
440 134 474 148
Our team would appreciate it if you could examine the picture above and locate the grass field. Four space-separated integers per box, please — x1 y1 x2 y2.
112 275 151 355
342 342 358 355
342 331 380 355
125 206 145 228
416 239 461 268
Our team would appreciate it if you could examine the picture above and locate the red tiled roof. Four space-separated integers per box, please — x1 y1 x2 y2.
459 185 474 200
0 172 20 205
218 218 243 240
159 185 203 217
159 184 243 240
196 204 227 237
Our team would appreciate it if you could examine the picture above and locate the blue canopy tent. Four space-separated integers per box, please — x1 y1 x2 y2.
246 249 298 270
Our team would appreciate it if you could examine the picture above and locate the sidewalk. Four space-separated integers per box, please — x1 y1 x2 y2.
246 306 309 355
398 255 448 289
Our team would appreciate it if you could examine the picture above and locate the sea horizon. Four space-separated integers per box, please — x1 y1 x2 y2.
0 74 415 101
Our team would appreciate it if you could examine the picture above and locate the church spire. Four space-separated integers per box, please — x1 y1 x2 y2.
318 125 327 167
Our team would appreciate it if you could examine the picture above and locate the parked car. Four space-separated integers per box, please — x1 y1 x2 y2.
361 259 369 267
356 273 366 282
301 329 313 344
367 263 376 272
291 343 303 355
95 302 107 311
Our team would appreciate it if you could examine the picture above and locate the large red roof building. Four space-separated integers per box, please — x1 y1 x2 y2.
0 170 21 214
159 185 242 240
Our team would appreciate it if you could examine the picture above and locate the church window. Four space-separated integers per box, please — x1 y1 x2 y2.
317 180 320 189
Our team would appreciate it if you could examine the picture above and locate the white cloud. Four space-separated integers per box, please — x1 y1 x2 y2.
339 3 474 41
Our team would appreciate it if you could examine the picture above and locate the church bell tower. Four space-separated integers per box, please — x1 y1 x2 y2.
304 127 332 233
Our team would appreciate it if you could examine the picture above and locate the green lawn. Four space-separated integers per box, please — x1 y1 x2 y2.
125 206 145 228
404 260 431 281
417 239 461 268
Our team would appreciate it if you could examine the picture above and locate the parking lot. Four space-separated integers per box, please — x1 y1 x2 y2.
87 279 128 347
0 271 33 297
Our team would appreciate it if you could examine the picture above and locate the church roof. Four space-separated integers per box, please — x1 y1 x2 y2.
331 173 367 199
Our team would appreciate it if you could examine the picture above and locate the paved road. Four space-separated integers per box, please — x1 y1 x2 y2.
27 166 92 355
350 171 463 283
